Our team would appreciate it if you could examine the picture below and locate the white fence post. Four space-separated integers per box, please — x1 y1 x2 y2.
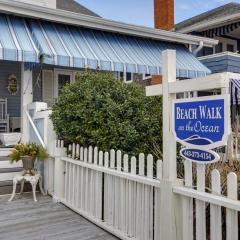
160 50 183 240
53 140 67 202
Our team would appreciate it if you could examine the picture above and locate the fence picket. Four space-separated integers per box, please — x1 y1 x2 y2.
210 169 222 240
129 157 136 237
98 151 103 219
88 146 94 214
156 160 163 180
76 144 80 159
146 155 153 240
154 160 162 240
76 165 80 208
83 148 88 162
84 148 89 212
182 160 193 240
139 153 145 176
226 172 238 240
109 150 116 226
116 150 122 229
80 147 84 161
99 151 103 166
136 153 145 240
68 145 72 157
94 147 98 165
72 143 76 159
196 164 206 240
104 152 109 223
123 154 129 233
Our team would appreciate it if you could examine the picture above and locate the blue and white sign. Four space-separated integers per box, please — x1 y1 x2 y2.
180 148 220 164
173 95 230 150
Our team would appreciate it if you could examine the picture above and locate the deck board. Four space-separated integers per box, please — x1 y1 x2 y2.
0 194 118 240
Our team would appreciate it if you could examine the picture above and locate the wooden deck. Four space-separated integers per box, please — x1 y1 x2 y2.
0 194 118 240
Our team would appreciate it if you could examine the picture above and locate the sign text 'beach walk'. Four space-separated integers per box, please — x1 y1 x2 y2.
173 95 230 163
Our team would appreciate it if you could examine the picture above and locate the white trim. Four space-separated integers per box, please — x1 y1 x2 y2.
6 15 22 61
146 72 233 96
198 51 240 61
0 0 217 47
173 186 240 211
177 13 240 34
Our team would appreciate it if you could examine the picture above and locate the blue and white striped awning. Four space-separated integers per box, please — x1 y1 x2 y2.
0 15 39 62
0 13 210 78
202 22 240 38
231 79 240 105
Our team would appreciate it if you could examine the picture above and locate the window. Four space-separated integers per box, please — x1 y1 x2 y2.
119 72 124 81
126 72 132 82
58 74 71 96
227 44 234 52
54 70 74 97
198 47 213 57
215 43 223 54
118 72 133 83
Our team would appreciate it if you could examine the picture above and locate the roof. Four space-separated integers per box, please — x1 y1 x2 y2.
1 12 211 78
56 0 100 17
175 2 240 33
0 0 217 47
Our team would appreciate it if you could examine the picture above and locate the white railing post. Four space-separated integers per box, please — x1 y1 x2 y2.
53 140 67 203
160 50 183 240
21 63 33 142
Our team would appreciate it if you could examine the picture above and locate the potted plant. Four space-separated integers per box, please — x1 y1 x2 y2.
10 143 48 176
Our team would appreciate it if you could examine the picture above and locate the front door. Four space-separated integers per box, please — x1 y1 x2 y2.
54 70 74 98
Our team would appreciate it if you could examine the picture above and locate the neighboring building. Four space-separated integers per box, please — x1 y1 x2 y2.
175 2 240 74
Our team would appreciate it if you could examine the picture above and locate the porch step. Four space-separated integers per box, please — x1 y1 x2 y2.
0 148 13 157
0 180 32 195
0 159 22 169
0 168 23 181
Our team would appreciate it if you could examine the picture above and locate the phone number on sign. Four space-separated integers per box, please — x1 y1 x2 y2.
183 149 213 161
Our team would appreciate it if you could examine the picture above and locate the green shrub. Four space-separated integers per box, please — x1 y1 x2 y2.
50 71 162 157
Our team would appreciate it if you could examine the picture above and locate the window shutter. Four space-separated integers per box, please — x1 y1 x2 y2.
42 70 54 107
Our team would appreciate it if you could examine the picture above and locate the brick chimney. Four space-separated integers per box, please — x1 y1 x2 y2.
154 0 174 30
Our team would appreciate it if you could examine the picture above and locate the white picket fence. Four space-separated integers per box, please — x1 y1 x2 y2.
54 141 163 240
49 140 240 240
174 161 239 240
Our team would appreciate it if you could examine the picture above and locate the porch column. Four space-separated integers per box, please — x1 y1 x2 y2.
21 63 33 143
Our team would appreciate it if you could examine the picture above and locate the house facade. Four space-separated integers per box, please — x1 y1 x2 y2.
0 0 215 139
175 2 240 74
